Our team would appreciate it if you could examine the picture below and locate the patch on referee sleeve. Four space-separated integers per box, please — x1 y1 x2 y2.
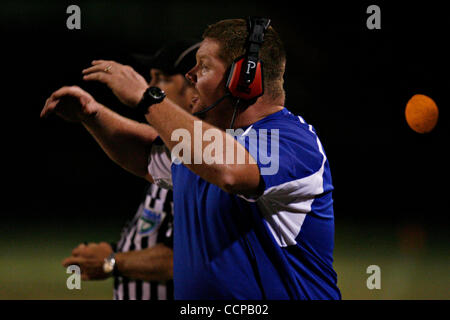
139 208 165 235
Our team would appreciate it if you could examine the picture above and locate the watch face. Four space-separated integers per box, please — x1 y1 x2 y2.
149 87 165 99
103 256 115 274
103 263 113 273
103 262 113 273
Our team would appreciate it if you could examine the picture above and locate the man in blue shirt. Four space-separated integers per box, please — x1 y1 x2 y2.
42 18 340 299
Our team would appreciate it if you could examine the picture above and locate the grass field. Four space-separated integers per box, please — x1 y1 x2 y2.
0 217 448 300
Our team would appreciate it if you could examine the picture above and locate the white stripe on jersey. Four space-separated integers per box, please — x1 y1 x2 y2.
117 205 142 250
153 187 169 214
239 116 328 247
128 281 136 300
121 223 138 254
157 283 167 300
142 282 150 300
260 132 327 247
116 283 124 300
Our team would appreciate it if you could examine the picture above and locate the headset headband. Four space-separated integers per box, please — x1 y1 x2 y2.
243 17 271 85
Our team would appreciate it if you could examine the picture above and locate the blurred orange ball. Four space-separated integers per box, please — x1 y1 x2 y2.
405 94 439 133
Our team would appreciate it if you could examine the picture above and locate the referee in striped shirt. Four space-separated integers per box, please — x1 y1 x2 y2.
61 39 200 300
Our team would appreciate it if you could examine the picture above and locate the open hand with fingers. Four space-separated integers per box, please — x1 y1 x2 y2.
82 60 148 107
40 86 100 122
62 242 113 281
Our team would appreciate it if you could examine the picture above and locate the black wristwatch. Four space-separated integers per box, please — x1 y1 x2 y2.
135 86 166 115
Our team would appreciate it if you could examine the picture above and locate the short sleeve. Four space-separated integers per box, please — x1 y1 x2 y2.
235 123 326 205
148 137 173 189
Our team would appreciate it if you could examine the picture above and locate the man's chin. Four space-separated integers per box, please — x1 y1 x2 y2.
186 104 194 114
191 104 208 117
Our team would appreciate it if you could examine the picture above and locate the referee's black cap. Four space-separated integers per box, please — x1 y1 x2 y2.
130 39 201 77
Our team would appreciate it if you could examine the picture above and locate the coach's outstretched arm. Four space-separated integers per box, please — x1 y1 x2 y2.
75 61 263 198
144 99 263 198
40 86 157 180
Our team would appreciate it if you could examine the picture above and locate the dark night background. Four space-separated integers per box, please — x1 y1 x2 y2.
0 0 448 299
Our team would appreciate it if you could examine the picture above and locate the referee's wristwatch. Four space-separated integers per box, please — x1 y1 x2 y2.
103 252 119 276
135 86 166 115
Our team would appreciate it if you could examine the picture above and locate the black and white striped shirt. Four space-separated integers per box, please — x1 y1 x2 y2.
113 183 174 300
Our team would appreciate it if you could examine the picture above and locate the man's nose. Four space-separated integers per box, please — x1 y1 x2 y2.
185 68 196 85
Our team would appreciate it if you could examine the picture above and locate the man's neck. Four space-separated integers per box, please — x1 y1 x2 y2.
203 94 284 130
232 96 285 129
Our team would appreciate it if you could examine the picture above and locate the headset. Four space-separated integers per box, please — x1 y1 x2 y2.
226 17 271 102
193 16 271 128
